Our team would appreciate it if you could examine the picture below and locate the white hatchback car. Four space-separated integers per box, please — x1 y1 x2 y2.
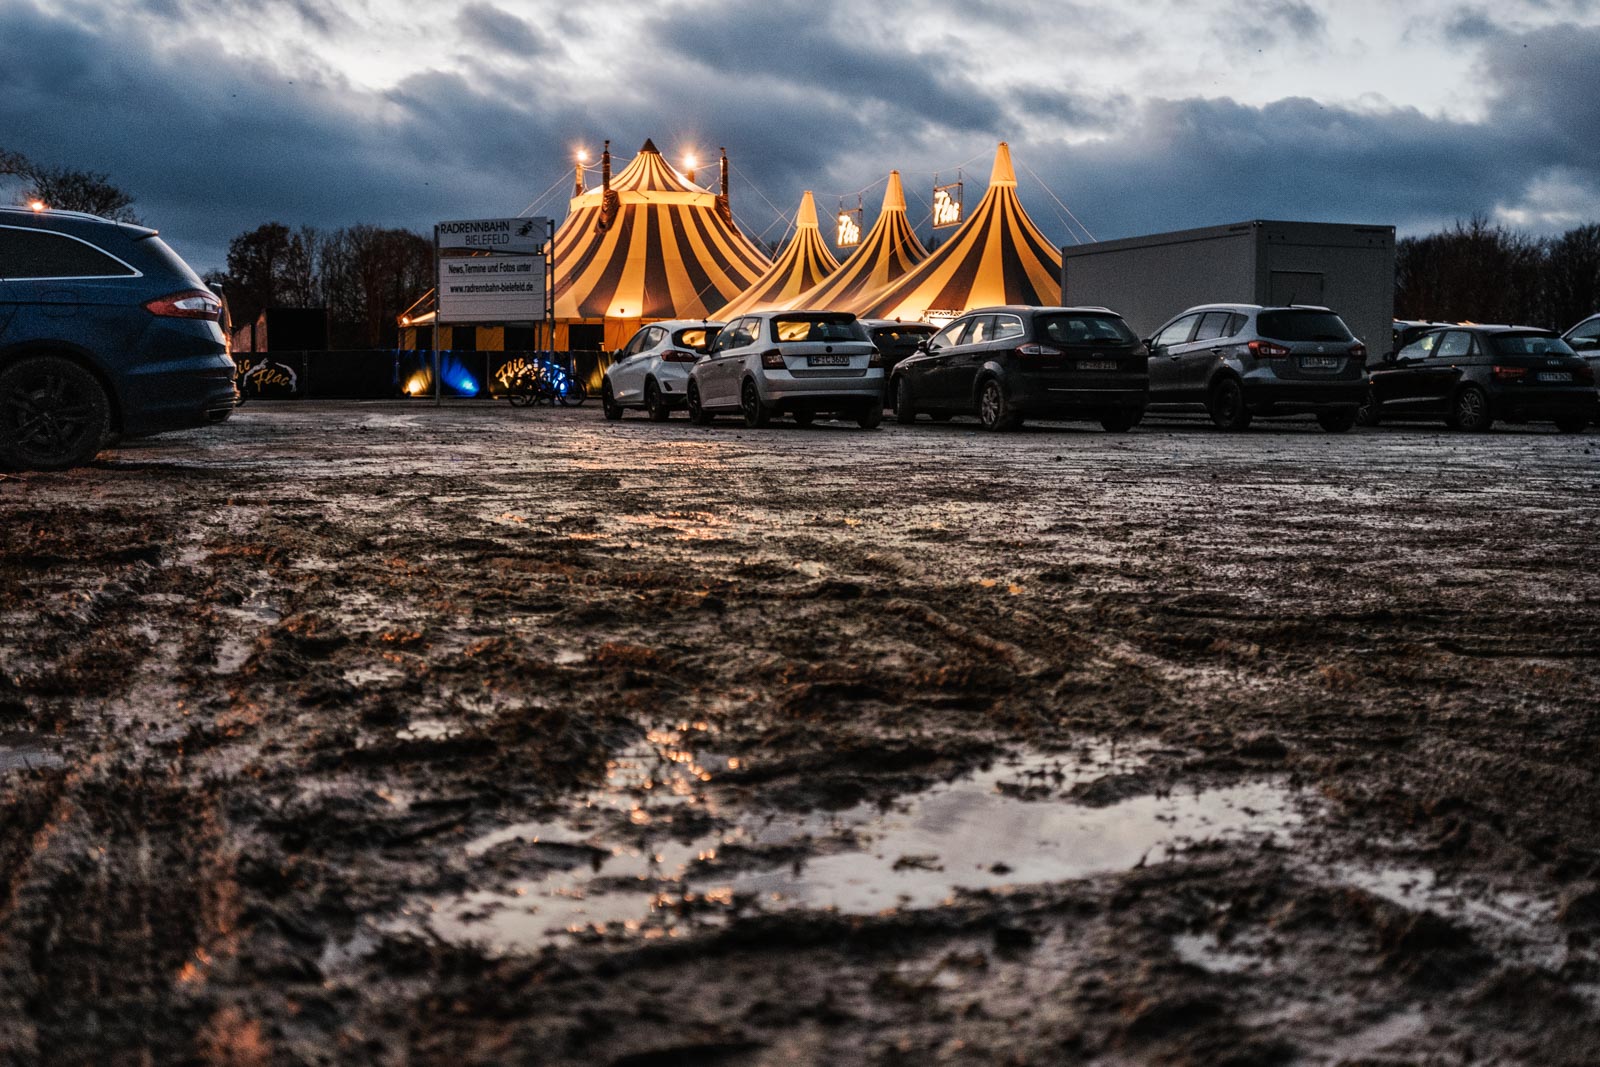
601 320 724 421
686 311 884 428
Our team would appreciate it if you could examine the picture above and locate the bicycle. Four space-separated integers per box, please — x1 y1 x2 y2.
498 357 588 407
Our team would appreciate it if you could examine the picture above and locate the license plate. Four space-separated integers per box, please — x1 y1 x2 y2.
1538 371 1572 382
1077 360 1117 372
807 354 849 367
1300 356 1341 369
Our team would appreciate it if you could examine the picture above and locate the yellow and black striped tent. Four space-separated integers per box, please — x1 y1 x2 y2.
712 191 839 320
787 171 927 312
552 140 771 350
847 143 1061 323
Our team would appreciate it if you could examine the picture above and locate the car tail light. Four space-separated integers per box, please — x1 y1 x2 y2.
1575 364 1595 384
661 349 698 363
1248 340 1291 358
1348 343 1367 362
145 289 222 320
1492 365 1528 382
1014 343 1063 359
869 348 884 367
760 349 785 370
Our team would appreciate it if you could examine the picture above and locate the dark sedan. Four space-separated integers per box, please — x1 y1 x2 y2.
1362 325 1595 432
889 306 1147 431
859 318 936 406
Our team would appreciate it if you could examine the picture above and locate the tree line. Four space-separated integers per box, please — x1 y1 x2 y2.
1395 216 1600 331
214 223 433 349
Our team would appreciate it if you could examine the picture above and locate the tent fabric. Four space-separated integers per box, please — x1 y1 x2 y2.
845 143 1062 322
712 191 840 320
786 171 928 312
551 140 771 323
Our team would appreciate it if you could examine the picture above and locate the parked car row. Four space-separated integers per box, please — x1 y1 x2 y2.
605 301 1600 435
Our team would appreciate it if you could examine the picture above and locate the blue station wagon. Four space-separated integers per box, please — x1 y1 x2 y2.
0 206 235 469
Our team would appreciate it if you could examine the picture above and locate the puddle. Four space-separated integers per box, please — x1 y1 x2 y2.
1172 932 1266 975
397 734 1305 953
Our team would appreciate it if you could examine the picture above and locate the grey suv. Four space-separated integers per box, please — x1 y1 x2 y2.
687 311 883 428
1144 304 1368 431
0 206 234 469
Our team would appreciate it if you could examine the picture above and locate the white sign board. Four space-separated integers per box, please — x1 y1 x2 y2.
437 255 546 323
436 216 548 255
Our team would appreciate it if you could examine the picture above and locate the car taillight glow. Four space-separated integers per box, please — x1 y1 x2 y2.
1248 340 1292 358
1015 343 1063 359
760 349 785 369
145 290 222 320
1491 365 1528 382
662 349 698 363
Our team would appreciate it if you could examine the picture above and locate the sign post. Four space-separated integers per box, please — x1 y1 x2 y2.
432 216 551 405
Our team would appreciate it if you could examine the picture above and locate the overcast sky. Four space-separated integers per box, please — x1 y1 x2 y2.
4 0 1598 272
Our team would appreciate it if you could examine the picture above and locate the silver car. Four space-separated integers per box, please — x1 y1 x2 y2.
686 311 884 428
600 320 724 421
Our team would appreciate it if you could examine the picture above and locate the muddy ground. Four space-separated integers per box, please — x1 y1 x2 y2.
2 401 1599 1066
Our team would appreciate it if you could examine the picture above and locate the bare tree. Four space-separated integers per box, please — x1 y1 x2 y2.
0 147 139 222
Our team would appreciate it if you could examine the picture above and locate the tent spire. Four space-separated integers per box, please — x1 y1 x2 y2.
989 142 1017 188
883 170 907 212
597 140 619 234
797 190 820 229
716 147 735 228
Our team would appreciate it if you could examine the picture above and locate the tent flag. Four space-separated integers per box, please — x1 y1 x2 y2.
551 140 771 323
785 170 928 312
712 191 841 320
845 143 1062 323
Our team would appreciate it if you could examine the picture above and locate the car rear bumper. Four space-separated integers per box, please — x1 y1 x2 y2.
1243 378 1367 412
117 353 237 436
1011 381 1148 416
760 371 885 410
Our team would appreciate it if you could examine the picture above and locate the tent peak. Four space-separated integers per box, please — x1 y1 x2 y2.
640 138 660 155
883 171 907 213
797 190 820 229
989 142 1017 188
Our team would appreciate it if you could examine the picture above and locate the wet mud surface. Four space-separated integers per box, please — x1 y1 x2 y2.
3 401 1599 1064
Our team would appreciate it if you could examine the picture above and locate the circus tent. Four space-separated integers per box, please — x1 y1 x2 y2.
712 191 839 320
786 171 927 312
845 143 1062 324
551 139 772 350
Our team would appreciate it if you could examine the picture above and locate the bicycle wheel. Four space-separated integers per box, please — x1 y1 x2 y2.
560 378 587 406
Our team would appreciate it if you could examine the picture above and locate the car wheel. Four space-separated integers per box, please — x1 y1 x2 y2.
687 381 713 425
857 403 883 430
1208 377 1251 431
894 377 917 424
1354 387 1380 427
0 356 112 471
1099 408 1136 433
1447 386 1492 432
1553 414 1589 434
1316 407 1358 433
601 379 624 420
977 378 1019 431
741 379 770 428
644 379 670 422
792 409 815 427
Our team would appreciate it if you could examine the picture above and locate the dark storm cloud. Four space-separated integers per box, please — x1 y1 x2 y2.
4 0 1599 277
455 3 553 58
645 0 1004 134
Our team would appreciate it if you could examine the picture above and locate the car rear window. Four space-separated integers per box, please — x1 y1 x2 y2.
673 327 718 352
1036 313 1137 346
1488 333 1575 357
870 325 935 352
1257 310 1354 343
771 314 867 342
0 226 138 279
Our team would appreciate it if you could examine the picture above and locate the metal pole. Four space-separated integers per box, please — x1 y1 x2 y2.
433 225 442 408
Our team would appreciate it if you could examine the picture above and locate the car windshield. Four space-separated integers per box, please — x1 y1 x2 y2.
673 327 718 353
1037 314 1137 346
1257 310 1354 343
772 315 867 342
1488 333 1575 357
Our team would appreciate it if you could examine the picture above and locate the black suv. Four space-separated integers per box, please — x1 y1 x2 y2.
1144 304 1367 431
889 306 1147 431
1363 325 1595 432
0 206 234 469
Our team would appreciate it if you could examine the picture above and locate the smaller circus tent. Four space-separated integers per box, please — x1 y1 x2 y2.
845 143 1062 324
787 171 927 312
712 191 840 320
553 140 772 350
